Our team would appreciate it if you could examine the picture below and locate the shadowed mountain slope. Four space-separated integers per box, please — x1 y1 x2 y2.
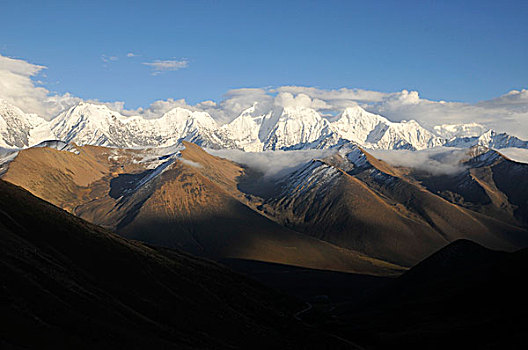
0 179 360 349
255 146 528 266
415 146 528 227
336 240 528 349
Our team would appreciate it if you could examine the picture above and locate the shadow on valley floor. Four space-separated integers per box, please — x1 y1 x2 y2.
220 258 393 304
222 241 528 350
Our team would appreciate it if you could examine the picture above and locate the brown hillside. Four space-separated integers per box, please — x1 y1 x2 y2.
1 142 402 275
256 147 528 266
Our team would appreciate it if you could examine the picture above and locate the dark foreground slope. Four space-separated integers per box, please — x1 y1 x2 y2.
0 180 352 349
336 240 528 349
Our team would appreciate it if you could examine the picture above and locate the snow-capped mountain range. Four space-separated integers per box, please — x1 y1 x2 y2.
1 98 527 152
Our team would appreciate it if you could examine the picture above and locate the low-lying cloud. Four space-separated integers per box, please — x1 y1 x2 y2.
369 147 470 175
498 147 528 164
208 147 481 177
206 148 336 178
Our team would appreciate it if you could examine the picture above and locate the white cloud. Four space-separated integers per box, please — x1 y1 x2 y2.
121 98 196 119
180 158 203 168
0 53 80 119
273 92 331 110
369 147 470 175
275 86 395 104
498 147 528 164
478 89 528 110
194 88 274 124
207 148 336 178
126 52 137 58
101 54 119 63
367 89 528 138
130 88 274 123
142 59 188 75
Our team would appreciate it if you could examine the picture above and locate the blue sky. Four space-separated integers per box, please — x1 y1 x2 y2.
0 0 527 109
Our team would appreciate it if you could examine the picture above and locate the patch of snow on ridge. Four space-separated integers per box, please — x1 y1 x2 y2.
339 145 368 169
133 158 175 192
32 140 80 154
275 159 341 199
0 147 19 175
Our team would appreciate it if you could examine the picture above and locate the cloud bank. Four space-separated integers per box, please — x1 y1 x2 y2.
499 147 528 164
206 148 336 178
369 148 471 175
209 147 480 178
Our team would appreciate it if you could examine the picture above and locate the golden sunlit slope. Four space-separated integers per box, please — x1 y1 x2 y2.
1 144 152 212
1 142 402 275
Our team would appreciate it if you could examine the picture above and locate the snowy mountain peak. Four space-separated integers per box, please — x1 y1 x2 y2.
279 106 325 123
153 107 222 148
330 106 389 144
66 102 117 119
219 106 266 152
328 106 442 150
240 104 257 116
159 107 218 130
340 105 379 119
444 129 528 150
434 123 488 139
263 106 331 150
0 100 53 149
48 103 225 149
50 102 128 146
53 102 127 129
